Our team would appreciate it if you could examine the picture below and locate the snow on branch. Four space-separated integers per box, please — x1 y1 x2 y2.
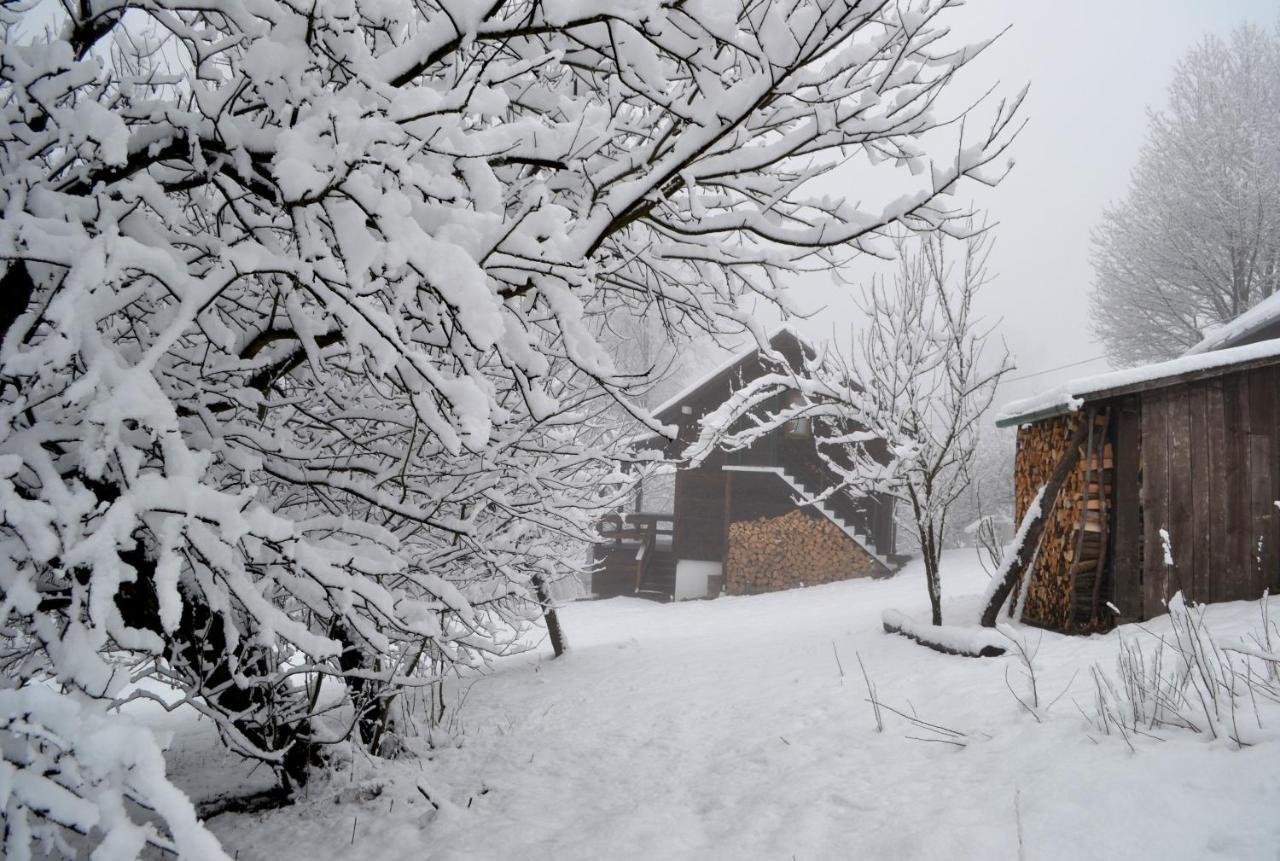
0 687 230 861
0 0 1019 854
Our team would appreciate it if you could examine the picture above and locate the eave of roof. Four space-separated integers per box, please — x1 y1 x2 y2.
995 337 1280 428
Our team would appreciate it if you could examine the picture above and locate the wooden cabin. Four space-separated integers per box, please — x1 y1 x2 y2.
593 328 899 602
996 333 1280 633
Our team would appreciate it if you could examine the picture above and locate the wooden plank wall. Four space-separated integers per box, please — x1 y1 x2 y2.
591 551 638 598
1137 365 1280 615
727 471 800 522
1109 398 1142 622
673 465 726 561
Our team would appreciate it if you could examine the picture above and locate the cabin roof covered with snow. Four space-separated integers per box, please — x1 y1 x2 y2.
1185 292 1280 356
648 325 812 421
628 326 815 449
995 337 1280 427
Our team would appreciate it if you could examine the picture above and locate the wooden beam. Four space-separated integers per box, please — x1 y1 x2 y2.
981 418 1092 627
722 469 734 582
882 611 1006 658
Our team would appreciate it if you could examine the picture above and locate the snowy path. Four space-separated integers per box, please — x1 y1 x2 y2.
205 555 1280 860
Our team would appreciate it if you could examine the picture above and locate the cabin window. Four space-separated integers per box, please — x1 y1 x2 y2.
785 391 811 438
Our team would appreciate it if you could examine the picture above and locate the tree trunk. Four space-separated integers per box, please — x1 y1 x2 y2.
925 555 942 626
0 262 35 345
918 521 942 626
113 557 319 789
333 623 383 753
533 572 567 657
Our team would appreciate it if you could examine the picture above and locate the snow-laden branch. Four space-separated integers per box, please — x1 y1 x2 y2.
0 0 1018 854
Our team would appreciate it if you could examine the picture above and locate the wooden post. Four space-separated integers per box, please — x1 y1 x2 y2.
981 418 1092 628
532 570 568 660
1088 408 1113 627
722 470 734 593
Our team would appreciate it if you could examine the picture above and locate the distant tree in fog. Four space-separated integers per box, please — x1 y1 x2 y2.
1092 23 1280 366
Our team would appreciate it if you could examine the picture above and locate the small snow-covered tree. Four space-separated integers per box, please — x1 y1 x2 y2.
1092 23 1280 365
818 231 1011 625
688 230 1010 625
0 0 1019 854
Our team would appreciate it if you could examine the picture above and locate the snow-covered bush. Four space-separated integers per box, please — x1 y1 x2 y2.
0 0 1017 855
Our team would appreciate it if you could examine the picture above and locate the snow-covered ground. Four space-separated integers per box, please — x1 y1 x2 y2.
169 553 1280 860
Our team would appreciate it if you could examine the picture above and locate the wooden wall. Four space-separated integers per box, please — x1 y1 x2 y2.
1012 363 1280 632
1109 398 1142 622
591 548 639 598
725 470 798 522
672 458 727 561
1137 365 1280 614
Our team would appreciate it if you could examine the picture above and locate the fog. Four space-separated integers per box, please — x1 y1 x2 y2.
777 0 1279 409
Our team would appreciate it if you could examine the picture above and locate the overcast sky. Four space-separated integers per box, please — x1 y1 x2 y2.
20 1 1274 409
778 0 1279 408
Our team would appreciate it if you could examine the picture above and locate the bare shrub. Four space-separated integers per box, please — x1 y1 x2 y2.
1088 593 1280 748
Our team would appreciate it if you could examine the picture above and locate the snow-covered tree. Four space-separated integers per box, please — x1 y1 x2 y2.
0 0 1018 855
688 230 1010 625
831 231 1010 625
1092 23 1280 366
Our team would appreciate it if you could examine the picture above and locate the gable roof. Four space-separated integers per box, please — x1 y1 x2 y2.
995 337 1280 427
648 325 813 422
1185 292 1280 356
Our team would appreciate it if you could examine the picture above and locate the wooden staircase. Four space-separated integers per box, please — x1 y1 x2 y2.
635 552 676 602
595 513 677 601
731 465 899 572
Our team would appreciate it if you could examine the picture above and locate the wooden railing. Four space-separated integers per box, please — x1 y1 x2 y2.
597 512 674 546
597 512 674 592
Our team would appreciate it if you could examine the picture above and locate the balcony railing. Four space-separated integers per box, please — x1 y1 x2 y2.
597 512 675 593
597 512 674 547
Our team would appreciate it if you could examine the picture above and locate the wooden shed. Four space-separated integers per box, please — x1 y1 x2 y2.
996 338 1280 633
593 328 900 601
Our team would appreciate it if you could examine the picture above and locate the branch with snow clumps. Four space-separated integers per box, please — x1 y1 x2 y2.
0 687 230 861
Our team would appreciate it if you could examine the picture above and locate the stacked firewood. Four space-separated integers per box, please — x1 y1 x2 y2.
724 509 880 595
1013 412 1113 630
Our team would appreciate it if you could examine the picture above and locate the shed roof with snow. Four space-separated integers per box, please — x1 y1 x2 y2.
996 339 1280 428
1185 291 1280 356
